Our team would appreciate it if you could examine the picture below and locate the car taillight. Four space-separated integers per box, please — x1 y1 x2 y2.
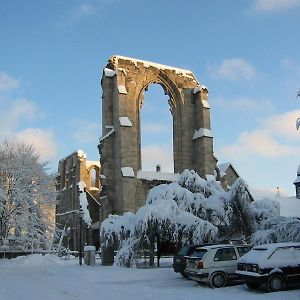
196 260 203 269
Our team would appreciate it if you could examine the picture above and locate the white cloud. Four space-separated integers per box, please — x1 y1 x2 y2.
142 122 168 133
0 98 40 136
14 128 58 161
262 110 300 140
71 3 95 21
221 109 300 159
208 59 257 81
141 145 173 172
253 0 300 12
0 71 19 92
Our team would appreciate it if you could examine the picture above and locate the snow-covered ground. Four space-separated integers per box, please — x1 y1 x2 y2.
0 255 299 300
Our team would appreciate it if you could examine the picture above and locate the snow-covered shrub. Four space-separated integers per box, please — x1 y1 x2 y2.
252 216 300 245
101 169 254 267
251 198 280 229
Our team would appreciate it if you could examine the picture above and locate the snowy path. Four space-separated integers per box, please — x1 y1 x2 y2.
0 255 300 300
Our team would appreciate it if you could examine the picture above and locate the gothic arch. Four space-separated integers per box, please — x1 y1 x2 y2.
99 55 217 214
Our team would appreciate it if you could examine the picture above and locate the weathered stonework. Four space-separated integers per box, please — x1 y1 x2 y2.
56 151 107 250
98 56 218 215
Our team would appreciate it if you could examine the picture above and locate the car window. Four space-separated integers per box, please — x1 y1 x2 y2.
237 246 252 257
269 248 295 261
177 246 190 256
189 249 207 259
214 247 237 261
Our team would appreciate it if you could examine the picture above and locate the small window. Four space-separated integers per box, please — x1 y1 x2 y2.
214 247 237 261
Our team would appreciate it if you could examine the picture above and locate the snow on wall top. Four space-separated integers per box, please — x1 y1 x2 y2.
77 150 87 159
109 55 196 79
137 170 179 182
86 161 100 168
193 128 213 140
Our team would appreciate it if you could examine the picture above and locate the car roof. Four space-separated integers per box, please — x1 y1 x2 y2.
253 242 300 251
195 244 250 250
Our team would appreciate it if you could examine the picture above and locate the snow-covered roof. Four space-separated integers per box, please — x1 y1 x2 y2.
118 85 127 94
119 116 132 127
193 128 213 140
137 170 179 182
294 176 300 184
217 162 231 177
121 167 135 178
109 55 195 79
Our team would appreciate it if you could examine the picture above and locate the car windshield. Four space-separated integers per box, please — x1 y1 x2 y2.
176 246 190 256
189 249 207 259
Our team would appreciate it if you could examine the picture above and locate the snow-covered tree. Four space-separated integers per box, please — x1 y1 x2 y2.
0 140 56 250
101 169 255 267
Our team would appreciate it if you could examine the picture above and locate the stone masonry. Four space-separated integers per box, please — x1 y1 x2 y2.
98 55 218 215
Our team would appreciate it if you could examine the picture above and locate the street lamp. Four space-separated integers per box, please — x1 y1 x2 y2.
78 208 84 265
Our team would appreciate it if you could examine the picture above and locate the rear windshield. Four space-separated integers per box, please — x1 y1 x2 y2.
177 246 190 256
189 249 207 259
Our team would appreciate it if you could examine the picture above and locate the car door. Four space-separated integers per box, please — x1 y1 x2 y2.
212 247 238 276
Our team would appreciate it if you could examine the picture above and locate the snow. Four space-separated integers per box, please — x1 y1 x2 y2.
193 85 209 94
84 245 96 251
104 68 116 77
1 254 299 300
202 99 210 108
121 167 135 177
118 85 127 94
99 125 115 144
238 242 300 268
86 160 100 168
261 196 300 217
217 162 231 177
193 128 213 140
119 116 132 127
294 176 300 184
137 170 179 182
110 55 195 79
77 150 86 159
77 181 92 227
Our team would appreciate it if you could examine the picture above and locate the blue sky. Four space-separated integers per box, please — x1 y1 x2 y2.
0 0 300 198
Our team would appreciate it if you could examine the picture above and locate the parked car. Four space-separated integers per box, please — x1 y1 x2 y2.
172 244 214 277
184 244 252 288
236 242 300 292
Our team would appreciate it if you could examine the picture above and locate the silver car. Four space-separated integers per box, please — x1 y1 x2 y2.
185 244 252 288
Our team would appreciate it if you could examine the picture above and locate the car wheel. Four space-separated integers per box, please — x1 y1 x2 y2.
267 275 285 292
209 272 227 288
246 282 260 289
